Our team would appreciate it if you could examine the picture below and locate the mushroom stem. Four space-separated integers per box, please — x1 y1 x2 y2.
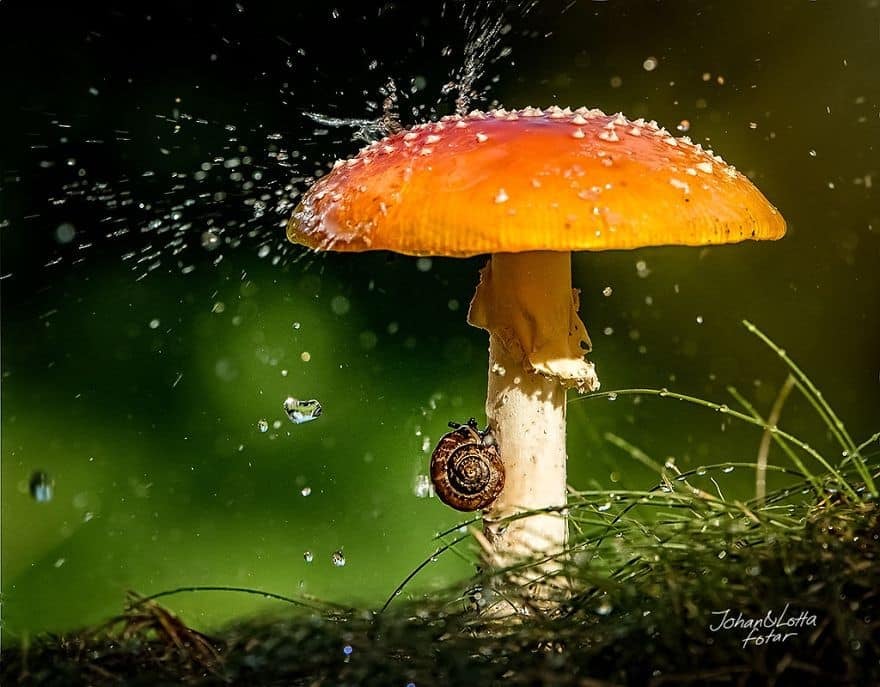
483 331 569 567
468 251 599 580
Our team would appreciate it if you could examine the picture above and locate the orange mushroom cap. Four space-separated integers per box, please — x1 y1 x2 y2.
288 106 785 257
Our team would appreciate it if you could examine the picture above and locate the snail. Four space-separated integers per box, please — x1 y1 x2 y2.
430 418 504 512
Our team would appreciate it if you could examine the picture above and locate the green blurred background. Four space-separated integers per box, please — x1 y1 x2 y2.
2 0 878 635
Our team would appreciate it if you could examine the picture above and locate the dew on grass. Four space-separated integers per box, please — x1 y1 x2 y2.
595 600 613 616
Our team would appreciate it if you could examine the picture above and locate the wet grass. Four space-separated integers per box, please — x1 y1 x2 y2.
4 323 879 686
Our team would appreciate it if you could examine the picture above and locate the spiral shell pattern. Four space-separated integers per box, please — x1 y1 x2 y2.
430 420 504 511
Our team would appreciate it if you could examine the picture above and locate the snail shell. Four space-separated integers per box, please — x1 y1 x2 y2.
430 419 504 512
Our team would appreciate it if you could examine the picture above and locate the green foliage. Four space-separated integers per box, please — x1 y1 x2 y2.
4 323 878 685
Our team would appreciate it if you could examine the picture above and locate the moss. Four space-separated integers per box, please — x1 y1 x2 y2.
5 494 877 687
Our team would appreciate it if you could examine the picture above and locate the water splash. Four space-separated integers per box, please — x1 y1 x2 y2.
4 2 543 287
441 0 539 113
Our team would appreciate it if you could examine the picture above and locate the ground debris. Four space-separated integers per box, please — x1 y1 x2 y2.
4 499 878 686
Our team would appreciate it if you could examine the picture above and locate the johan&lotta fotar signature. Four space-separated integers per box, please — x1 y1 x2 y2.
709 604 819 649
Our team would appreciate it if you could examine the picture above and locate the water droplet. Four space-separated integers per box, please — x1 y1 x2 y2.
595 600 613 615
597 501 612 512
343 644 353 656
301 486 312 497
718 404 728 413
283 397 322 424
303 551 314 563
257 419 269 433
607 392 618 401
602 286 613 297
696 467 707 476
148 318 160 329
331 550 346 567
416 257 432 272
721 465 735 473
642 56 658 71
30 471 53 502
717 550 727 559
292 322 301 330
494 188 509 204
330 295 351 316
696 315 704 325
201 230 221 251
414 474 433 498
55 222 76 244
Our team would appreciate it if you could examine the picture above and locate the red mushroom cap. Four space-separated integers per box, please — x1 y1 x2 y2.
288 107 785 257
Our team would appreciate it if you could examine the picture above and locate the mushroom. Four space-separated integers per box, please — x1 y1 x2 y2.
287 106 785 581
